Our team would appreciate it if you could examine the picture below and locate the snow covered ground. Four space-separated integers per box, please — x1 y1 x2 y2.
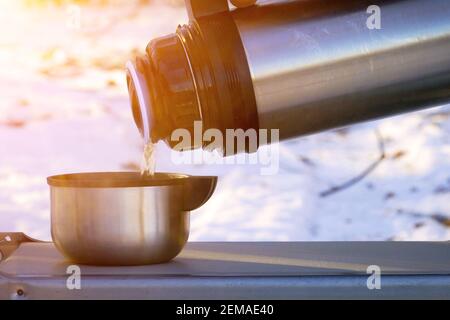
0 0 449 241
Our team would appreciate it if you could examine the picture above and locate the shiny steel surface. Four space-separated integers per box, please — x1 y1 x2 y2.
234 0 450 140
49 173 217 265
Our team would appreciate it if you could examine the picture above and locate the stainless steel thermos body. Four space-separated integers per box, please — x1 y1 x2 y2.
127 0 450 153
234 0 450 140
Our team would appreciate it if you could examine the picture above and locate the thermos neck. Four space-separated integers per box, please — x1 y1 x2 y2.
126 32 201 147
126 13 258 152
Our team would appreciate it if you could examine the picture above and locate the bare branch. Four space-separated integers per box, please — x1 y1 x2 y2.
319 129 385 198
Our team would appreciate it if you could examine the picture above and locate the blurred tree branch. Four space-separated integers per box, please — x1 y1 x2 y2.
320 129 386 198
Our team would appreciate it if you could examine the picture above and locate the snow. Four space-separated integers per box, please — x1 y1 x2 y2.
0 0 449 241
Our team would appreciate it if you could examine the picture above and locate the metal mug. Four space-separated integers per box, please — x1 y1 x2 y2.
47 172 217 265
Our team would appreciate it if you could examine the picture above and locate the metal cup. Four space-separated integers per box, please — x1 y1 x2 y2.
47 172 217 266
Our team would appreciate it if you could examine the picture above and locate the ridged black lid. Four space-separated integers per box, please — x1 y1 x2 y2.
127 0 259 154
127 32 201 147
148 34 202 144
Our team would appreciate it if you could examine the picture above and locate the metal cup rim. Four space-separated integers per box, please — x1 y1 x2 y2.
47 172 195 188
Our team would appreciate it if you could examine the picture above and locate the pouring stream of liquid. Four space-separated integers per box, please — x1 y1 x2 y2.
141 142 156 176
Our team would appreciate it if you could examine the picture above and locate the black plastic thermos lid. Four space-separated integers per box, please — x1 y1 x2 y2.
126 0 259 153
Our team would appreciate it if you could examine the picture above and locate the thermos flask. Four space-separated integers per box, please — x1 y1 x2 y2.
126 0 450 154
